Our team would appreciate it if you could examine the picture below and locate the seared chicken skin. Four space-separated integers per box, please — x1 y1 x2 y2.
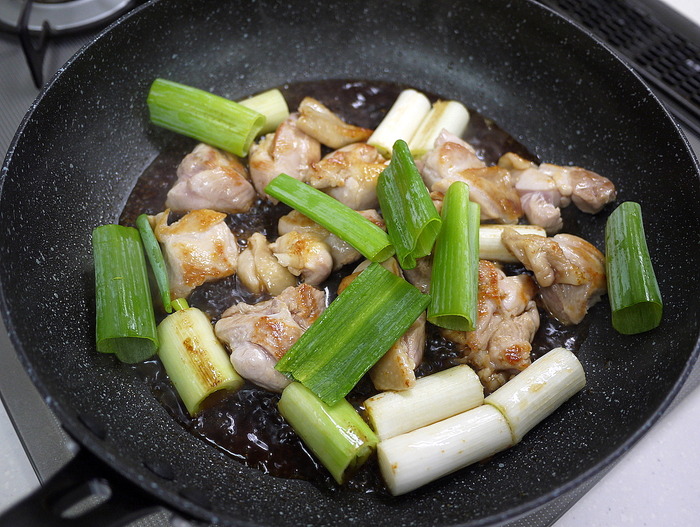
215 284 326 392
270 231 333 286
417 130 485 188
165 143 256 214
152 209 239 300
501 228 607 324
296 97 373 149
237 233 296 296
442 260 539 393
248 114 321 201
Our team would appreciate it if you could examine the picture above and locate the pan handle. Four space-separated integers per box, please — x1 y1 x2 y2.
0 448 183 527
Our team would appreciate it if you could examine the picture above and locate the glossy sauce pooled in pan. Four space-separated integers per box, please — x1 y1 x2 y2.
119 79 587 494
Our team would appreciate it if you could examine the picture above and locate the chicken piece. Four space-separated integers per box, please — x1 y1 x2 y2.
152 209 239 300
237 233 296 296
402 256 432 295
499 152 616 233
442 260 540 393
165 143 256 214
248 114 321 201
417 130 486 188
431 166 522 224
306 143 389 210
215 284 326 392
270 231 333 286
501 228 606 324
296 97 373 149
337 258 426 391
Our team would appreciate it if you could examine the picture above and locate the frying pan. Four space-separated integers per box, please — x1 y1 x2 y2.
1 0 699 525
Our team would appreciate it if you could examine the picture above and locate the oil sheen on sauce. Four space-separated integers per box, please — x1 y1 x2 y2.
121 79 587 495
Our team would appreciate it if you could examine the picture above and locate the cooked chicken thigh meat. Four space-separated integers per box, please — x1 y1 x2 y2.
502 228 607 324
307 143 389 210
417 130 486 188
270 231 333 286
442 260 539 393
215 284 326 392
165 143 256 214
237 233 296 296
296 97 373 149
152 209 239 300
248 114 321 201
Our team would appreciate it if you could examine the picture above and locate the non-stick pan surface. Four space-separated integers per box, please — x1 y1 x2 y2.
1 0 699 525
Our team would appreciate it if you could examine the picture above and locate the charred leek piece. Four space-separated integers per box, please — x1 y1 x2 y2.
428 181 479 331
485 347 586 443
377 139 442 270
368 89 431 158
93 225 158 363
275 262 430 406
265 173 394 262
605 201 663 334
278 382 378 484
479 224 546 262
378 405 513 496
147 78 265 157
364 365 484 441
238 88 290 135
157 300 244 416
408 100 470 158
136 214 171 313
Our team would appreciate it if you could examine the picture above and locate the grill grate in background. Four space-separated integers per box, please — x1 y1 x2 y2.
540 0 700 135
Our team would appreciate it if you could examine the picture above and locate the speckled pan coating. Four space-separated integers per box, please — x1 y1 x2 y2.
0 0 699 525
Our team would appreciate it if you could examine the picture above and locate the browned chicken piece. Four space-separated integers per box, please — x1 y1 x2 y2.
278 209 384 270
417 130 486 188
296 97 373 149
431 166 523 224
152 209 239 300
499 152 616 233
338 258 426 391
501 228 607 324
306 143 389 210
165 143 256 214
237 233 296 296
270 231 333 286
248 114 321 201
215 284 326 392
442 260 539 393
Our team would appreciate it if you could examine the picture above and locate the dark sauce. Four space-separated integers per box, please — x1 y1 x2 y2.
123 80 585 494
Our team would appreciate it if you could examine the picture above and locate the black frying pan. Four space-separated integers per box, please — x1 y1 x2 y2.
1 0 699 525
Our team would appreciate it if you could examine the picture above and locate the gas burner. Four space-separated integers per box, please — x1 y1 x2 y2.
0 0 138 35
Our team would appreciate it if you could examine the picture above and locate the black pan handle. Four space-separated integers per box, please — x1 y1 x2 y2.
0 448 181 526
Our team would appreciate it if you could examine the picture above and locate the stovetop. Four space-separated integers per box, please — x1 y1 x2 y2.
0 1 698 526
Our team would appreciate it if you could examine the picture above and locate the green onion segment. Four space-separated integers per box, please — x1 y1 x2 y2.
428 181 480 331
147 78 265 157
136 214 171 313
377 139 442 270
605 201 663 334
92 225 158 363
238 88 290 135
278 382 378 484
265 173 395 262
276 262 430 405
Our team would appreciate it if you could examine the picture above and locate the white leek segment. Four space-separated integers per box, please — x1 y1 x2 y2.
364 364 483 441
485 347 586 443
408 100 470 158
479 224 546 263
368 89 431 158
378 405 513 496
157 307 244 416
239 89 290 135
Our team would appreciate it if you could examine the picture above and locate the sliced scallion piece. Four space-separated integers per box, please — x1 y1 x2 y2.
238 88 290 135
265 173 394 262
605 201 663 334
377 139 442 270
157 299 244 416
278 382 378 484
367 89 431 158
147 78 265 157
428 181 480 331
275 262 430 406
93 224 158 363
136 214 171 313
408 100 470 158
